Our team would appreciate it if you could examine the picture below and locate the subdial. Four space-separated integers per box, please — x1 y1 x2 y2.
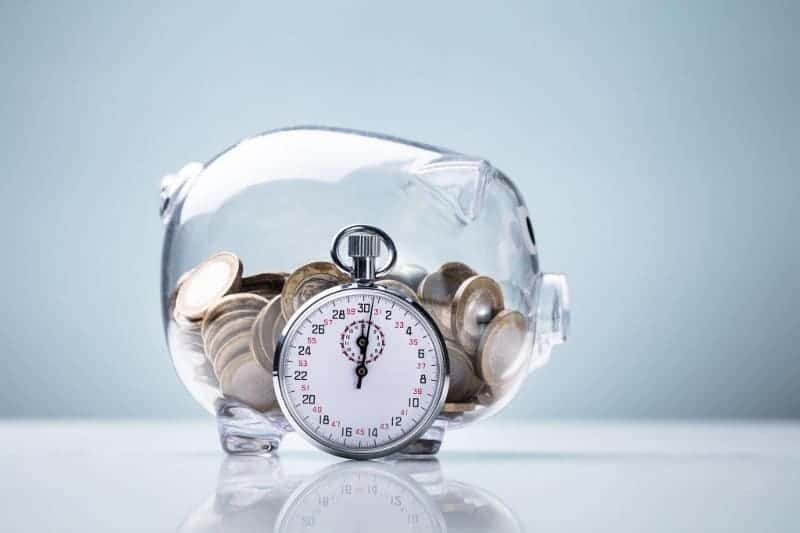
340 320 385 363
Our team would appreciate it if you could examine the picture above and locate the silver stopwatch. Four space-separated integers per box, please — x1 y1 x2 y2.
273 225 449 459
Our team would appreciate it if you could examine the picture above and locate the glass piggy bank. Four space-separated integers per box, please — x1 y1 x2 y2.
159 127 569 456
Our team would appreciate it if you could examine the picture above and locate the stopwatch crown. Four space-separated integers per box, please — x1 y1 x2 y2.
348 233 381 259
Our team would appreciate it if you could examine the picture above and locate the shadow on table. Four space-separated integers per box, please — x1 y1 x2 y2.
177 456 524 533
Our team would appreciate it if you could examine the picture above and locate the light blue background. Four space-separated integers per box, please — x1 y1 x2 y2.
0 1 797 419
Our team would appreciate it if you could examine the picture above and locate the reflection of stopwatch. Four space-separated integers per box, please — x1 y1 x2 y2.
274 225 449 460
276 462 445 533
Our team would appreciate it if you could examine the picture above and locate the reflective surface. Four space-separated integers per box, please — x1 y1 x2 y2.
1 421 798 532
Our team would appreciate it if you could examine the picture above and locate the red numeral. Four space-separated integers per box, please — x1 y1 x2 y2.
408 338 418 346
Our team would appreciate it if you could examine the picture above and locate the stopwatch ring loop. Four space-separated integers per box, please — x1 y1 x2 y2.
330 224 397 278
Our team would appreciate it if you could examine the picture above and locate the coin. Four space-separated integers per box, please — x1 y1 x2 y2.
477 309 530 386
174 252 243 321
376 279 418 302
251 296 286 373
201 308 260 356
213 331 253 379
240 272 287 298
439 262 476 281
441 402 476 413
220 353 277 412
451 275 505 357
201 293 269 334
384 264 428 292
417 266 474 339
206 314 258 364
281 261 348 319
445 340 482 402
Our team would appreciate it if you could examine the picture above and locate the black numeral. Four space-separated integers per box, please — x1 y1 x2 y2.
408 397 420 408
311 324 325 335
332 309 345 320
358 302 371 313
342 426 353 437
405 326 412 335
368 427 378 437
391 416 402 426
301 394 316 405
298 345 311 356
319 414 330 425
385 310 392 320
417 349 425 359
293 370 308 380
419 374 427 384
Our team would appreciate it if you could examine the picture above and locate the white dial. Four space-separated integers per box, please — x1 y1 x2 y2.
274 285 449 459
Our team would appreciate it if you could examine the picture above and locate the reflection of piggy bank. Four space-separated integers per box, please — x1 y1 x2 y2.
177 458 524 533
160 127 569 455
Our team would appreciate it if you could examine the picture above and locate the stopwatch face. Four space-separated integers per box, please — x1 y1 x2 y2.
276 462 445 533
274 285 449 459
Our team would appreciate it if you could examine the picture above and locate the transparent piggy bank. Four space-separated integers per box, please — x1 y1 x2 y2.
160 126 569 455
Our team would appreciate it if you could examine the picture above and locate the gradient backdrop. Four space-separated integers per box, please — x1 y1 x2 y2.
1 1 797 419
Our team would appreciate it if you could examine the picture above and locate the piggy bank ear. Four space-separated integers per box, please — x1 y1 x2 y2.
412 155 493 224
159 161 203 223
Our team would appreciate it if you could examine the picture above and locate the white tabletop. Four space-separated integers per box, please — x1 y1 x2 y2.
1 421 797 532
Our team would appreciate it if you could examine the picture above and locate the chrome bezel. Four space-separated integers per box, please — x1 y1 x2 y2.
273 282 450 460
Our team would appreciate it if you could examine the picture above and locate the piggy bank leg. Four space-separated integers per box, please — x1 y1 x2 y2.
215 399 288 455
396 419 448 456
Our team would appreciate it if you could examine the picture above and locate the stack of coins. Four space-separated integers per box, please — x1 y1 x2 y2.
169 253 532 419
418 262 530 415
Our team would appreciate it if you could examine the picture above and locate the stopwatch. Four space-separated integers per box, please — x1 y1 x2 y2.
273 225 450 459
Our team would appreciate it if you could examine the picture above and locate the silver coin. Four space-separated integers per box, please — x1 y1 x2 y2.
220 353 277 412
451 275 505 357
477 310 530 386
206 314 258 365
376 279 418 302
240 272 288 298
201 308 260 357
212 330 253 379
174 252 243 322
445 340 482 402
384 263 428 292
417 266 474 339
251 296 285 373
201 293 269 334
281 261 348 319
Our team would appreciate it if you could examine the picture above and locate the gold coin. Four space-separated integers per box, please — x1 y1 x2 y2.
376 279 418 302
240 272 288 298
174 252 243 321
206 314 258 364
445 340 482 402
384 264 428 292
451 275 505 357
438 262 476 281
417 266 474 338
477 310 530 386
281 261 348 319
441 402 476 413
201 293 269 334
220 353 277 412
251 296 286 373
